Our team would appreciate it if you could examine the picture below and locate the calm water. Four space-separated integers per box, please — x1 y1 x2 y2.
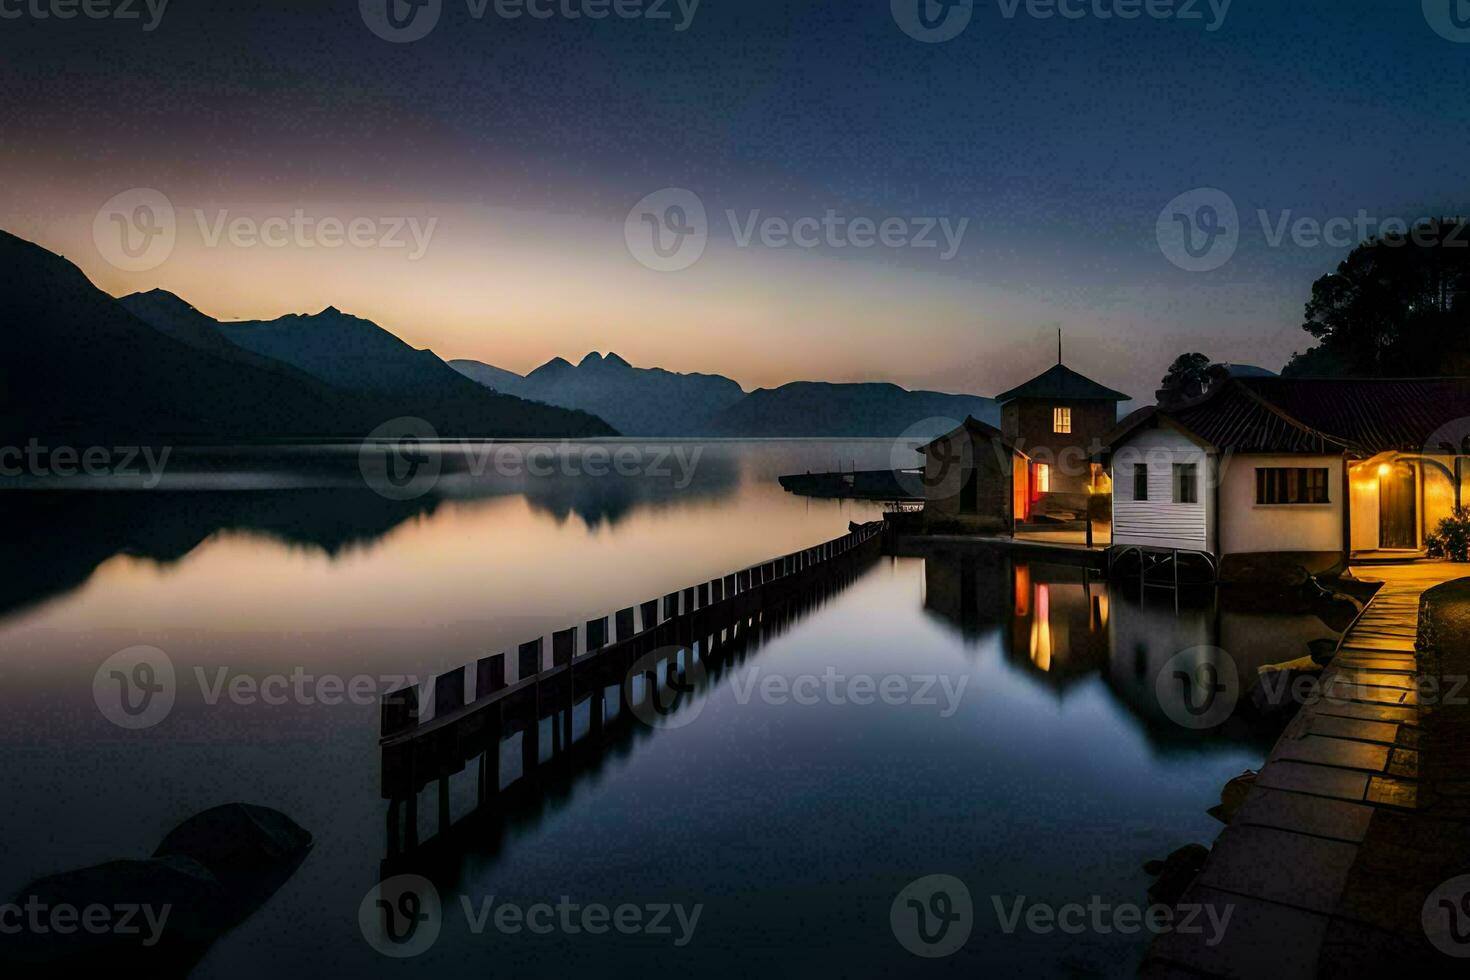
0 441 1355 977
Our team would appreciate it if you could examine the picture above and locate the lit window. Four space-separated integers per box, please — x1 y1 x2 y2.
1034 463 1051 493
1053 407 1072 434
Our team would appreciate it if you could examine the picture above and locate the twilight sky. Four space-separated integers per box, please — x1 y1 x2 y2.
2 0 1467 398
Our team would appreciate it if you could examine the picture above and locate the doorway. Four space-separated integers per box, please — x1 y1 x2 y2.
1378 462 1418 550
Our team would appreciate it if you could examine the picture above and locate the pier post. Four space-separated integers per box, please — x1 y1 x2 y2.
552 627 577 667
476 653 506 698
615 607 636 642
518 639 543 681
586 616 608 652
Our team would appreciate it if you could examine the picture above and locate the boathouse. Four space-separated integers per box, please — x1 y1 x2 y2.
917 361 1130 537
916 417 1025 534
995 363 1131 523
1106 376 1470 579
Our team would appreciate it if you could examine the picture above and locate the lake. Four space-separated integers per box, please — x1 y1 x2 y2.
0 440 1356 977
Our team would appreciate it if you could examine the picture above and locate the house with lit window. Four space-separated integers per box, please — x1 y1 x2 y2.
1106 376 1470 580
917 362 1130 536
995 363 1131 522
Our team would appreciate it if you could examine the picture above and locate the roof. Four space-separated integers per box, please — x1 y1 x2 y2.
994 363 1131 404
917 416 1026 457
1235 377 1470 455
1107 377 1470 456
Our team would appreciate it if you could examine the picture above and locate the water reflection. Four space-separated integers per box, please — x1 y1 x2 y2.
922 548 1362 750
0 446 740 620
0 441 1371 978
390 546 1363 916
376 551 873 893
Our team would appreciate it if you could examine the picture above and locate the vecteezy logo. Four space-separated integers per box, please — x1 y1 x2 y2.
93 646 176 730
892 416 968 500
1156 646 1240 729
359 417 442 501
93 189 176 272
1424 0 1470 43
360 0 442 43
624 189 708 272
359 874 442 958
892 0 974 43
1156 188 1238 272
625 645 707 729
890 874 972 958
1424 875 1470 957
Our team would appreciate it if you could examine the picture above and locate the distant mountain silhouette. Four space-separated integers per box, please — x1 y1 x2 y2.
79 284 612 439
0 232 376 442
214 306 454 394
448 358 526 392
451 354 999 437
451 352 746 436
118 289 339 388
1220 363 1278 378
705 382 999 437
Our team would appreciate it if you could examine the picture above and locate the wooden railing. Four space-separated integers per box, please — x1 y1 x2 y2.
377 521 886 855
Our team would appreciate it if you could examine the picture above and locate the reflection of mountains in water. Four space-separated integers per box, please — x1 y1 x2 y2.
921 549 1363 751
0 452 738 621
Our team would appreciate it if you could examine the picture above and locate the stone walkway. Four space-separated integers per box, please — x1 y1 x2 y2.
1142 564 1470 978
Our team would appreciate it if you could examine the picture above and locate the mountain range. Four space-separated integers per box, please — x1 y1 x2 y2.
0 230 612 442
450 352 747 435
450 356 998 437
2 228 998 443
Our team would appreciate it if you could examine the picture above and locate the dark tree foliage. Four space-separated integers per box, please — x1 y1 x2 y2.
1284 218 1470 377
1157 353 1229 406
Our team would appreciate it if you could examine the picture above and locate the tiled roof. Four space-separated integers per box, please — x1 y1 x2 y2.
994 364 1131 404
1108 377 1470 456
1234 378 1470 455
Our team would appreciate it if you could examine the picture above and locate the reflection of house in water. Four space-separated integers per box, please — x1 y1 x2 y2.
1102 583 1353 744
920 548 1357 745
1007 562 1110 684
923 553 1110 690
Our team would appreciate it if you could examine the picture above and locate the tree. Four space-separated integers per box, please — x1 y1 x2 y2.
1284 218 1470 377
1157 353 1229 406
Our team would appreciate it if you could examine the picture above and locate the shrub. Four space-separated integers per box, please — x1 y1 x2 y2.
1426 506 1470 562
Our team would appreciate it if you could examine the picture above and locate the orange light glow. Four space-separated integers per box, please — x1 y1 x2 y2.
1030 585 1052 671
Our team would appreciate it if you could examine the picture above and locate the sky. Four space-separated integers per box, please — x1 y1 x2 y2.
2 0 1468 398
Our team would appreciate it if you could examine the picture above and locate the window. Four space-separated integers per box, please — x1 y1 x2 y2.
1034 462 1050 494
1053 407 1072 434
1256 467 1329 504
1173 463 1198 504
1133 463 1148 501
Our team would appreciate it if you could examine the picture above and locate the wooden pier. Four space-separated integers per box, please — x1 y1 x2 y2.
378 521 886 861
778 468 921 501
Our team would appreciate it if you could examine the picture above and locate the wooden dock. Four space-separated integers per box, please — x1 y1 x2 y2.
377 521 886 861
778 468 921 501
1143 566 1470 977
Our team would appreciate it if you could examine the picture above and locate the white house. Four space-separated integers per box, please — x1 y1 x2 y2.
1107 377 1470 579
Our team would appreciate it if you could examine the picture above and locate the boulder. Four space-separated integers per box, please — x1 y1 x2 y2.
1250 657 1324 713
1143 843 1210 907
0 804 311 977
1307 638 1340 666
1207 769 1258 824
